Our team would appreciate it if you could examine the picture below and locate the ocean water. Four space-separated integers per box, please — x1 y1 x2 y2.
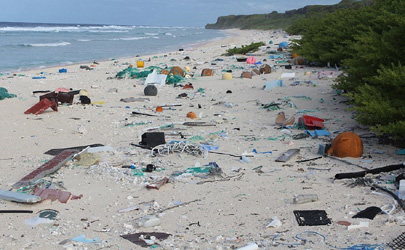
0 22 226 72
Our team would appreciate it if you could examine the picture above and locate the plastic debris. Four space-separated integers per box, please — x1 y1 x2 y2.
266 217 282 228
0 87 17 100
13 150 78 188
235 242 259 250
0 189 41 204
72 234 102 243
347 221 369 230
294 210 331 226
264 80 283 90
396 149 405 155
137 215 161 228
25 216 54 227
352 206 382 220
121 232 171 247
305 129 330 137
276 149 300 162
293 194 318 204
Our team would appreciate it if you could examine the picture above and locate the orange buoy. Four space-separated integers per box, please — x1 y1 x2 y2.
327 131 363 158
156 106 163 112
186 112 197 119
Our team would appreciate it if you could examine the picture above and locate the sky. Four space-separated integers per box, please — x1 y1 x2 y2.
0 0 342 27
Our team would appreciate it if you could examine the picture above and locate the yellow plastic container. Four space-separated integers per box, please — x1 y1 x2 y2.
222 72 233 80
137 61 144 68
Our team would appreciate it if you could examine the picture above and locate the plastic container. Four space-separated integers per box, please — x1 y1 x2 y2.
137 61 144 68
293 194 318 204
222 72 233 80
137 215 161 228
399 180 405 200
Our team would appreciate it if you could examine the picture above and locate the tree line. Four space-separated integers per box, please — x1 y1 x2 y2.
287 0 405 140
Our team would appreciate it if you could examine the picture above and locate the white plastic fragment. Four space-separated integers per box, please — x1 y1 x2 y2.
145 69 167 86
347 221 369 230
87 146 115 153
25 216 53 227
235 242 259 250
137 215 161 228
118 205 139 213
0 189 41 203
239 155 251 163
266 217 282 228
398 180 405 200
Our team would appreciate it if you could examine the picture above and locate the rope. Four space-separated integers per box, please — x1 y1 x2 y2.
151 142 207 157
272 231 392 250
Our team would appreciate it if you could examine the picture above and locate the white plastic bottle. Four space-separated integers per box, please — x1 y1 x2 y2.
293 194 318 204
399 180 405 200
137 215 161 228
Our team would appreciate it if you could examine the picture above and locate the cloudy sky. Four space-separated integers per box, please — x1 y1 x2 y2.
1 0 342 27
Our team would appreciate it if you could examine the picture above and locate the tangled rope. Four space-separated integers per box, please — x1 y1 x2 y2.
272 231 391 250
151 141 207 157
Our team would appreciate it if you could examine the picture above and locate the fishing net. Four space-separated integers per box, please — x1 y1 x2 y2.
0 87 17 100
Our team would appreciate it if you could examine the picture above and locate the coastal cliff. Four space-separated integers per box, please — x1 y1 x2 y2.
205 0 372 30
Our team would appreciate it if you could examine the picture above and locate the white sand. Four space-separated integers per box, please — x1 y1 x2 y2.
0 29 403 249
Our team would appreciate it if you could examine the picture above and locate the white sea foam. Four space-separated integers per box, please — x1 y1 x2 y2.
0 25 134 33
118 37 149 41
24 42 71 47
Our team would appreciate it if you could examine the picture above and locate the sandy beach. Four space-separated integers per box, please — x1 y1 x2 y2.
0 29 403 249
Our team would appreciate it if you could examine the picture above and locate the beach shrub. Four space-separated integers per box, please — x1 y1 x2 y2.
289 0 405 139
349 63 405 138
224 42 265 56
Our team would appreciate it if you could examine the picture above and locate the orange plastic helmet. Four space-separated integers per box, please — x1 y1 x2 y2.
186 112 197 119
156 106 163 112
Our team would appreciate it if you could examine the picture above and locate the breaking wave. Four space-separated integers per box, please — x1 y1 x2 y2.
22 42 71 47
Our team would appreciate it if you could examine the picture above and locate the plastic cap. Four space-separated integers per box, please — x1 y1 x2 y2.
186 112 197 119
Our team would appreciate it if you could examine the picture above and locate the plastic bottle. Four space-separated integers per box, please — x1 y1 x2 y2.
399 180 405 200
137 215 161 228
293 194 318 204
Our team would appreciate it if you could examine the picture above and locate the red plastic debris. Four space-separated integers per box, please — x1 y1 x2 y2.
71 194 83 200
24 98 58 115
34 188 71 203
299 115 324 130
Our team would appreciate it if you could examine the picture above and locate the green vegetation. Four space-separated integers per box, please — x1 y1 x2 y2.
205 0 372 30
224 42 265 56
289 0 405 139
